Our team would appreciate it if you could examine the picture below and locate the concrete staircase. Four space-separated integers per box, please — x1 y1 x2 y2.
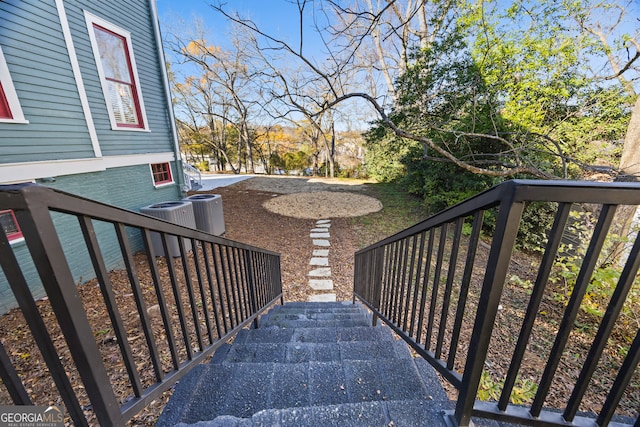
157 302 452 426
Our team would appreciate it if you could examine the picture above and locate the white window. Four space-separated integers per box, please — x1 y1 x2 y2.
0 46 28 124
150 162 174 186
85 12 148 131
0 210 24 244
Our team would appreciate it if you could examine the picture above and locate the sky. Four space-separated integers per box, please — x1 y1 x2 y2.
154 0 367 129
154 0 640 130
156 0 322 52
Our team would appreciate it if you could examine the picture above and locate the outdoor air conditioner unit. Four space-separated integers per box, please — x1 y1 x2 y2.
140 201 196 257
186 194 225 236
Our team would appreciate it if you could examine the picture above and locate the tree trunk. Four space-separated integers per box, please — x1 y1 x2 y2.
245 126 255 174
619 95 640 180
330 122 336 178
610 95 640 263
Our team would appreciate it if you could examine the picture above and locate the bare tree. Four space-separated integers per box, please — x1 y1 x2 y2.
571 1 640 180
167 23 264 173
172 71 238 172
210 0 563 179
566 0 640 257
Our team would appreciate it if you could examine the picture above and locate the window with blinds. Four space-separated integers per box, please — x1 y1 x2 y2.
86 13 147 130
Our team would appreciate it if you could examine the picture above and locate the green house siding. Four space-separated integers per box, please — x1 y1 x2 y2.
0 0 184 314
0 163 182 314
0 0 177 166
65 1 176 157
0 0 96 163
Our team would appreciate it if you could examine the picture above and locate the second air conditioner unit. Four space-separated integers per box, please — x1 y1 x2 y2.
185 194 225 236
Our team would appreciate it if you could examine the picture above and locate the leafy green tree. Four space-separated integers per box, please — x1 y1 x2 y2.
282 150 310 172
467 0 632 174
365 25 513 208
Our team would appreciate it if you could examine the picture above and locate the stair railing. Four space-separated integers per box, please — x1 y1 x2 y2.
183 162 202 191
0 183 282 426
354 180 640 427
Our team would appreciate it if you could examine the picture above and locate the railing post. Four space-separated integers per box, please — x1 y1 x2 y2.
453 198 525 427
0 339 31 405
244 250 259 329
273 255 284 305
0 228 88 424
15 193 123 426
370 247 385 326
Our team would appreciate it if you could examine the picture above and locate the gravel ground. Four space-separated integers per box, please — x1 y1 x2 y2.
200 175 381 302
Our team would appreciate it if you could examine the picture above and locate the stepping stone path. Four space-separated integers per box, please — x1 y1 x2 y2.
307 219 336 302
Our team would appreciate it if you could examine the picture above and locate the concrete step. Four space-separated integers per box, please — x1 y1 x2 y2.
263 310 367 322
261 318 372 328
258 304 371 329
220 339 412 363
233 325 397 345
157 357 447 426
172 399 455 427
278 301 357 309
266 304 365 313
158 302 453 427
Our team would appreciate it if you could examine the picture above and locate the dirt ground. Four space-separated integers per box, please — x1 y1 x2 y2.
203 176 382 302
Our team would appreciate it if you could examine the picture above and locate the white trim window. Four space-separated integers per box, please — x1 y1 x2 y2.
0 46 28 124
0 209 24 245
85 12 148 131
150 162 174 187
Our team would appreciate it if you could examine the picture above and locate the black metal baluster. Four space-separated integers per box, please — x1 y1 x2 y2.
409 231 427 339
78 216 143 396
177 237 204 353
203 242 225 336
142 229 180 371
436 218 463 359
448 211 484 370
596 326 640 426
499 203 570 410
191 240 214 344
16 198 123 425
227 246 241 326
162 234 193 360
235 248 250 320
396 237 411 325
564 229 640 421
381 243 395 318
214 244 233 330
416 228 435 346
455 197 524 427
388 240 401 322
530 204 617 417
427 224 448 352
115 224 163 382
244 251 259 328
0 339 31 404
402 234 419 331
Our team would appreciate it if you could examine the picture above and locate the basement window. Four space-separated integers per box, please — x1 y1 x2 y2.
0 210 23 243
150 162 173 186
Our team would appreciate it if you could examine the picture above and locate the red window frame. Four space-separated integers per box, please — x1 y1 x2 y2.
151 163 173 185
92 24 144 129
0 81 12 119
0 210 23 242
